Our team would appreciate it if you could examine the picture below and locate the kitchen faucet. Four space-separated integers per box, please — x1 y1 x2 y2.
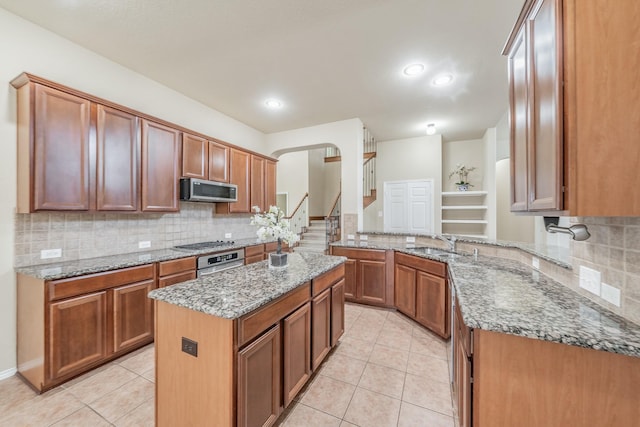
432 234 457 253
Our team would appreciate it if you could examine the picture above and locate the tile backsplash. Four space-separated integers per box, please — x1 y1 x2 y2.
568 217 640 325
14 202 258 267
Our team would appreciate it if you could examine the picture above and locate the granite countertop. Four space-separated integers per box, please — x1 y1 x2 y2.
148 252 346 319
15 237 270 281
393 247 640 359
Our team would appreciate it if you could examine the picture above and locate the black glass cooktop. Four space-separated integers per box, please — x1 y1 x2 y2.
173 240 235 250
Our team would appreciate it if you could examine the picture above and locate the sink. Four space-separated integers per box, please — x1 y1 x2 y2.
409 247 462 260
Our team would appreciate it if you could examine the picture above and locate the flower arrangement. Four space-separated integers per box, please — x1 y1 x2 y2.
448 164 476 187
251 205 299 254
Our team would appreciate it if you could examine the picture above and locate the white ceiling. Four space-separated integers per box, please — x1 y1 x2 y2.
0 0 524 142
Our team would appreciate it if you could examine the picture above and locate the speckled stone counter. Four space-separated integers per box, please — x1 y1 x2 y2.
15 238 268 281
395 247 640 358
148 252 346 319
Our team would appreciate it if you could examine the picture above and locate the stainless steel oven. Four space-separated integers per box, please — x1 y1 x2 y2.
196 249 245 277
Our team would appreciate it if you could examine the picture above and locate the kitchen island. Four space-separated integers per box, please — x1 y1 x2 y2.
148 252 346 427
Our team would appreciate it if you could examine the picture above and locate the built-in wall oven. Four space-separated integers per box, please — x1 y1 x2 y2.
196 249 245 277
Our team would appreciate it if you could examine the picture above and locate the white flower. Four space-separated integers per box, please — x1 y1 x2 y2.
250 205 300 245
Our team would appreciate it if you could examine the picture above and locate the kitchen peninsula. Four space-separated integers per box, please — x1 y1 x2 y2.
148 252 346 427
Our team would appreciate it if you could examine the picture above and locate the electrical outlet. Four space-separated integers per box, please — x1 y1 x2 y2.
138 241 151 249
406 236 416 243
532 257 540 270
360 235 368 241
224 232 232 239
347 234 355 240
600 283 621 307
41 248 61 259
181 337 198 357
378 211 383 217
579 266 601 296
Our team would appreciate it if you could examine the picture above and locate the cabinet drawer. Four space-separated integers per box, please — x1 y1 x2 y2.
158 271 196 288
331 246 386 261
48 264 154 301
312 264 345 296
237 282 310 348
245 244 264 257
395 253 446 277
158 257 196 276
265 241 289 253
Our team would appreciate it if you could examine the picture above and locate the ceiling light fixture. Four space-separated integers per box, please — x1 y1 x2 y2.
432 74 454 86
426 123 436 135
265 99 282 108
403 63 425 76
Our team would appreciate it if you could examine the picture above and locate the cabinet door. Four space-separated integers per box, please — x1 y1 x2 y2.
508 26 529 212
141 120 181 212
238 325 281 427
416 271 448 338
358 260 387 305
96 105 139 211
395 264 416 318
48 292 108 380
229 148 250 213
264 159 277 209
182 133 208 179
34 84 91 211
208 140 229 182
456 335 472 427
331 279 345 346
528 0 563 211
250 155 265 212
113 280 155 353
311 289 331 371
283 302 311 408
343 259 357 300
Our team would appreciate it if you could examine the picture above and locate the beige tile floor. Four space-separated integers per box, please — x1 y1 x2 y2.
0 303 456 426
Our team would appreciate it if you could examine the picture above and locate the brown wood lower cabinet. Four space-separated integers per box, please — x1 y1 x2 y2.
245 244 265 265
283 302 311 407
394 253 450 338
48 292 108 380
17 264 156 392
158 257 196 287
238 325 281 427
453 297 640 427
329 247 393 307
155 264 346 427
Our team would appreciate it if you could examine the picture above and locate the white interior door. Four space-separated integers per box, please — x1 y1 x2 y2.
383 180 434 234
383 182 408 233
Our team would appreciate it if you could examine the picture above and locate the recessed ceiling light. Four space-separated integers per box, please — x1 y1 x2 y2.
432 74 454 86
265 99 283 108
402 63 425 76
426 123 437 135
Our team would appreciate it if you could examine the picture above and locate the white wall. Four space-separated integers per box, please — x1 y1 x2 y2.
496 159 535 242
275 151 309 216
364 135 443 232
483 128 497 240
267 119 364 229
0 8 267 376
308 149 326 216
442 139 485 191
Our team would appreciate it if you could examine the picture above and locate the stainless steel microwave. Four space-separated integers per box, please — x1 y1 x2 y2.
179 178 238 203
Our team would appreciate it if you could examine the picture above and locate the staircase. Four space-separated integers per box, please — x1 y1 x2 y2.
295 220 327 254
363 127 377 208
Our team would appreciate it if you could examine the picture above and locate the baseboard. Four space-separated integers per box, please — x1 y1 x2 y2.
0 367 17 381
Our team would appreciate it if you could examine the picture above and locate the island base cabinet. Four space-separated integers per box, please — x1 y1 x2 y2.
238 325 281 427
472 329 640 427
283 302 311 408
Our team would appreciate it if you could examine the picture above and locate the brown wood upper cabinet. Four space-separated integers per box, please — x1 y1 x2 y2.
12 79 140 213
181 132 229 182
217 148 250 213
265 159 277 209
141 119 181 212
251 155 265 211
504 0 640 215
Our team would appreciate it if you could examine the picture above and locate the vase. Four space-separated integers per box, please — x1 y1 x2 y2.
457 184 469 191
269 252 288 269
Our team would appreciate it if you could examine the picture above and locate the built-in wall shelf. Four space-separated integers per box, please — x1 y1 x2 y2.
441 191 488 239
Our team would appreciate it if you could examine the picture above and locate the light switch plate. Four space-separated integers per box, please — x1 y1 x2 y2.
600 283 621 307
224 233 232 239
138 241 151 249
579 266 601 296
406 236 416 243
41 248 61 259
